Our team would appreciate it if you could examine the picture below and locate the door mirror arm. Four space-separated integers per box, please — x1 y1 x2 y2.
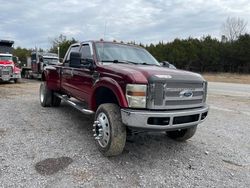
81 58 95 70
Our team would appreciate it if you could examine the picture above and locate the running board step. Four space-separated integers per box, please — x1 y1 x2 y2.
54 93 94 115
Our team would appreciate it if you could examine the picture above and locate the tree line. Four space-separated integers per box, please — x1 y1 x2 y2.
13 17 249 73
144 33 250 73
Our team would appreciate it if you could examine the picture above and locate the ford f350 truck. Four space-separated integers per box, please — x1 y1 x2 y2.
0 40 21 83
40 40 209 156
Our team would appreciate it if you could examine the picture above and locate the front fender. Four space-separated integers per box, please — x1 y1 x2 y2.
13 66 21 74
90 77 128 110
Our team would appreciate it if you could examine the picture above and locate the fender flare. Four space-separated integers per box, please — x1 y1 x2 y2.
90 77 128 110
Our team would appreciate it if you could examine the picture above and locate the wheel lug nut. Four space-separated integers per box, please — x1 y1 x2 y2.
93 134 97 137
92 129 96 132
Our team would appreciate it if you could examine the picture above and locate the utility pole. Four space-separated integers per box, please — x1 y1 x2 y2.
57 46 60 59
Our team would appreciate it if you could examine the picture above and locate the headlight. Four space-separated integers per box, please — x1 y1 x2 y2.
126 84 147 108
203 81 208 103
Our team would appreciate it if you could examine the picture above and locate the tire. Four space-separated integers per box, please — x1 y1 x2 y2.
51 94 61 107
93 103 126 156
14 78 21 83
39 82 52 107
166 125 197 141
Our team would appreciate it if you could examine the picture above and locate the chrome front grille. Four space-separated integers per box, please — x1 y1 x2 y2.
0 66 13 76
147 81 206 110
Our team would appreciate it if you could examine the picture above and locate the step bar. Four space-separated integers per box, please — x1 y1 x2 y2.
54 93 94 115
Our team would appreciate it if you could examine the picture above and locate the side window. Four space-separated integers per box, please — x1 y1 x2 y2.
80 44 92 60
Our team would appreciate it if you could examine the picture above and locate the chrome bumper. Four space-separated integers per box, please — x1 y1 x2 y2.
0 73 21 80
121 105 209 131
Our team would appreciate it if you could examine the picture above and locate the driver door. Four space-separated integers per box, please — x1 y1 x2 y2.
70 43 95 102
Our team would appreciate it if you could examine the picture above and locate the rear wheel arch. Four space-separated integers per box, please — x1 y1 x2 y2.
41 71 46 81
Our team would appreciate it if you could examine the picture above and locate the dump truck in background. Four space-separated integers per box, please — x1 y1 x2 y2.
22 52 60 79
0 40 21 83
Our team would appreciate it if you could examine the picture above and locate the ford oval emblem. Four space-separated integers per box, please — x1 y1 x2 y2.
179 90 193 98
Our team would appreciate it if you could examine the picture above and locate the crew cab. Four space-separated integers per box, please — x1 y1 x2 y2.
40 40 209 156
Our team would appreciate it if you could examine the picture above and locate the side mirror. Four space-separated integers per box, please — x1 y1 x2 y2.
160 61 177 69
69 52 81 68
160 61 170 67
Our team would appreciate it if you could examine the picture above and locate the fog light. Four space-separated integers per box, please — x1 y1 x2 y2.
201 112 208 120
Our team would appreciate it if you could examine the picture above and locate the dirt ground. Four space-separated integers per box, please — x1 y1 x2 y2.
0 79 249 187
203 73 250 84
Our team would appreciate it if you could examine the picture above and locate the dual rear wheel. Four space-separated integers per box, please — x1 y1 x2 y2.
39 82 61 107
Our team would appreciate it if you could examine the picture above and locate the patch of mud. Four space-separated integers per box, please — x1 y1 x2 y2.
35 156 73 175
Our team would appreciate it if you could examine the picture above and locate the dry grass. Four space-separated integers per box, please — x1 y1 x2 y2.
203 73 250 84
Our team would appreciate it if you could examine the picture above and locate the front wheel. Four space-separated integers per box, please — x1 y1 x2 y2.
93 104 126 156
166 125 197 141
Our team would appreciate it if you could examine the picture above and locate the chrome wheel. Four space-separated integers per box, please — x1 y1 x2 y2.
93 112 110 148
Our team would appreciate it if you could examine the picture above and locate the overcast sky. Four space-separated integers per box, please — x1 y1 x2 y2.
0 0 249 49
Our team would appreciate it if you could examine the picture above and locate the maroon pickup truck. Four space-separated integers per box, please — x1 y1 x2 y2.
40 40 209 156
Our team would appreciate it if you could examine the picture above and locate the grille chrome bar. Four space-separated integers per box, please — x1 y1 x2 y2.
147 81 206 110
164 96 203 101
0 66 13 76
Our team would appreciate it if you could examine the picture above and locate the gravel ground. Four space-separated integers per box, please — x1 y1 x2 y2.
0 80 249 188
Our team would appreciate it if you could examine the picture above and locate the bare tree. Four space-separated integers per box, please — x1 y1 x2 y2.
222 17 247 41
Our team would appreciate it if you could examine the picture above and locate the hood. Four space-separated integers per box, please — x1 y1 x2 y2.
0 60 21 73
103 63 205 83
0 60 13 65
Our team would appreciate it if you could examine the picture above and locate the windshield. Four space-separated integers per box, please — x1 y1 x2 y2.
43 58 59 64
0 55 12 61
95 42 160 65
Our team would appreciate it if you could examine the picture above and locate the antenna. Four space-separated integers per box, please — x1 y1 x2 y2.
101 21 107 62
103 21 107 40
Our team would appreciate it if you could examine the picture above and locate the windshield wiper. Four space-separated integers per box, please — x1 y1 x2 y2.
141 62 160 66
101 60 138 65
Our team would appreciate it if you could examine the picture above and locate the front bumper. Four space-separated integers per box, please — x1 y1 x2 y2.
121 105 209 131
0 73 21 81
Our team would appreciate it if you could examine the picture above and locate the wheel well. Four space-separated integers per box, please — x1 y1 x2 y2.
95 87 119 109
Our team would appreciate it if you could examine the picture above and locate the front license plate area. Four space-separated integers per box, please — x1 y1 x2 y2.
2 72 10 81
